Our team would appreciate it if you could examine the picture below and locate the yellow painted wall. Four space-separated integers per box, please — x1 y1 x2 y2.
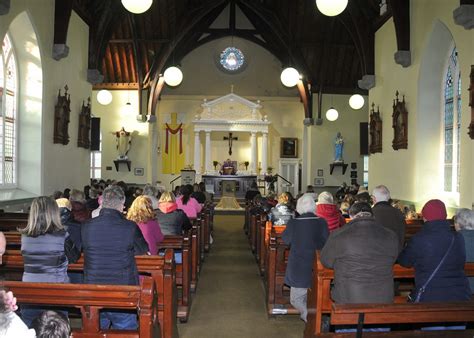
369 0 474 209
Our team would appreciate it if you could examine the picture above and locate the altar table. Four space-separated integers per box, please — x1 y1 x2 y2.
202 175 257 199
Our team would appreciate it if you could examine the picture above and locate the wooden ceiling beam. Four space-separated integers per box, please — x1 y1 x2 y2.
128 13 145 116
389 0 411 67
53 0 73 60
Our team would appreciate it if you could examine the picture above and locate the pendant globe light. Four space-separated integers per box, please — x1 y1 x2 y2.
326 107 339 121
96 89 112 105
349 94 365 110
280 67 300 87
316 0 348 17
121 0 153 14
163 66 183 87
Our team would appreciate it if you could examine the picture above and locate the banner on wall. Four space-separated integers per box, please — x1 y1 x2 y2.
162 112 185 174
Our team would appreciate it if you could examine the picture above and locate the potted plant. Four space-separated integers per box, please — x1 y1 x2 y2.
213 161 219 170
244 161 249 170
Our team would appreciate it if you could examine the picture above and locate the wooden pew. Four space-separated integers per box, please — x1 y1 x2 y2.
324 301 474 338
2 249 177 338
304 252 474 337
3 277 160 338
157 234 193 323
0 218 27 232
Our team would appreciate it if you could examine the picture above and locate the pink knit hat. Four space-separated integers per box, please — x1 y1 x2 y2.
421 199 447 221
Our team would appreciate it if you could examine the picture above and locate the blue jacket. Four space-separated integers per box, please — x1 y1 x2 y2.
282 213 328 288
81 208 149 285
460 229 474 293
398 220 471 302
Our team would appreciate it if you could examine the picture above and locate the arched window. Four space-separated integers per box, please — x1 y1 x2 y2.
0 33 18 187
443 47 461 193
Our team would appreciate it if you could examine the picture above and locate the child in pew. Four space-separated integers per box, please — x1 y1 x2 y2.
0 289 36 337
31 310 71 338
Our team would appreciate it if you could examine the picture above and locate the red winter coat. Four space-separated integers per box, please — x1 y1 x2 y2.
316 203 345 232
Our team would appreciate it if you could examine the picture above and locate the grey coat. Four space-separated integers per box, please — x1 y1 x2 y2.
372 201 406 251
21 232 69 283
460 229 474 293
321 216 399 303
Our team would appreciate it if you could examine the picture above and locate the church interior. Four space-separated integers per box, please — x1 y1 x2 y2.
0 0 473 337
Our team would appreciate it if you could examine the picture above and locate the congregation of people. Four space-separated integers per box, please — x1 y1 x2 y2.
247 182 473 331
0 179 211 337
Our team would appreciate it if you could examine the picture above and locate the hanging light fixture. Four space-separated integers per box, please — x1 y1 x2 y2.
280 67 300 87
121 0 153 14
326 107 339 121
349 94 365 110
315 0 348 16
96 89 112 105
163 66 183 87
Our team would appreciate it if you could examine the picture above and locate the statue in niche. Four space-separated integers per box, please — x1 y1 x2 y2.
334 132 344 162
392 91 408 150
53 85 71 145
369 103 382 153
113 127 132 160
77 97 91 149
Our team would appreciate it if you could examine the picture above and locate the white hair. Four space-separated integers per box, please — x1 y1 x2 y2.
317 191 334 204
296 193 316 215
455 208 474 231
372 185 390 203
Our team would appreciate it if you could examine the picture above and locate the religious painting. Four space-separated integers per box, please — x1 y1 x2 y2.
53 85 71 145
317 169 323 177
392 91 408 150
280 138 298 158
77 97 91 149
314 178 324 186
134 168 144 176
369 103 383 153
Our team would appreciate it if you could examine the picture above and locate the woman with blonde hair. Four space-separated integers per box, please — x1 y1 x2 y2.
127 196 164 255
20 196 80 326
156 191 192 235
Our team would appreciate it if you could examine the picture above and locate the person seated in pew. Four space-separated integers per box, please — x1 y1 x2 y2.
127 195 164 255
321 202 399 304
454 208 474 294
268 192 295 226
282 193 329 322
69 189 91 223
316 191 345 232
371 185 406 251
176 184 202 220
0 289 36 337
199 182 213 203
399 199 471 302
156 191 192 236
19 196 81 327
245 181 261 202
0 231 5 264
191 183 206 204
31 310 71 338
81 185 149 330
142 184 159 209
85 187 100 211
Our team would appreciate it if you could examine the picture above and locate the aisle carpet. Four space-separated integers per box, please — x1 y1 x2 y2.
178 214 304 338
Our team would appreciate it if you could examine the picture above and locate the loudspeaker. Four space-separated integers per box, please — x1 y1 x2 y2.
360 122 369 155
90 117 101 151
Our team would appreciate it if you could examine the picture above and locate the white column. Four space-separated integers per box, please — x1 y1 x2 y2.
302 124 309 188
205 131 212 173
262 132 268 175
194 131 201 174
250 132 257 174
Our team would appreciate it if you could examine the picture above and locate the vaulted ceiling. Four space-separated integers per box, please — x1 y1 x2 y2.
68 0 393 96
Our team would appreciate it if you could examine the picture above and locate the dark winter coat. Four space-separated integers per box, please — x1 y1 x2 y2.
321 216 399 303
460 229 474 293
59 207 82 251
156 202 192 235
81 208 149 286
269 203 295 226
398 220 471 302
282 213 329 288
372 201 406 251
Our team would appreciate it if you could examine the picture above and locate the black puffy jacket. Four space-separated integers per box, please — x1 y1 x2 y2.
81 208 149 285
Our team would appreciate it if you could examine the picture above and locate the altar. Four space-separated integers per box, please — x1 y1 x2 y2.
202 175 257 199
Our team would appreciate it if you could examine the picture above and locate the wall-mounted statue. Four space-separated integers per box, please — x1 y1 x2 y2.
53 85 71 145
334 132 344 162
77 97 91 149
113 127 132 160
392 91 408 150
369 103 382 153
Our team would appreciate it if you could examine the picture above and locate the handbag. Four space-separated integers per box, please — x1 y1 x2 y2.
408 235 455 303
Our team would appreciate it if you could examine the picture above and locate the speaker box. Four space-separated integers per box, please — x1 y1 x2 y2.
90 117 101 151
360 122 369 155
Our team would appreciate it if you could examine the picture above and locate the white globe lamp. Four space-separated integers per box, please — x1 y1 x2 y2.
96 89 112 106
121 0 153 14
349 94 365 110
316 0 348 16
326 107 339 121
163 66 183 87
280 67 300 87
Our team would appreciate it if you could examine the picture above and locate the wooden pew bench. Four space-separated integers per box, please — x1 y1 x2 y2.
3 277 160 338
319 301 474 338
304 253 474 337
2 249 177 338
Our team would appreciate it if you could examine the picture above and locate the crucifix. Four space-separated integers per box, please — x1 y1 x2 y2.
223 132 238 155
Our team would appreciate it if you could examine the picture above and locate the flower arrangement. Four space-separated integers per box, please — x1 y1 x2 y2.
213 161 220 170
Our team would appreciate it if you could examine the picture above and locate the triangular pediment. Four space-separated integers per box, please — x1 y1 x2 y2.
199 93 263 121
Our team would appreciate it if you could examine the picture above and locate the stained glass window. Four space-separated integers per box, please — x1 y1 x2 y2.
219 47 245 72
443 47 461 193
0 33 17 187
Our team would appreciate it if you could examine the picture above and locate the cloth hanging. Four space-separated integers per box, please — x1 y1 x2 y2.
165 123 183 154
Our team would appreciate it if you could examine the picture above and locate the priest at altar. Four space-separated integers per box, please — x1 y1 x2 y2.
220 158 237 175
